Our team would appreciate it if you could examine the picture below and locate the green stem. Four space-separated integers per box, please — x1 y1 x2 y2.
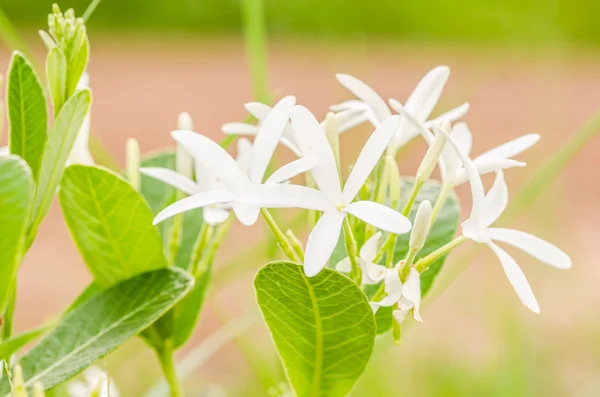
414 235 467 273
401 180 424 217
285 230 305 262
157 341 184 397
242 0 269 103
400 249 418 281
188 223 212 278
168 211 185 266
83 0 102 21
343 218 361 283
260 209 299 262
430 182 453 225
203 218 233 268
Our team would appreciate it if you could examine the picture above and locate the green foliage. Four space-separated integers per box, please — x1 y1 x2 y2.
60 165 168 287
0 268 194 395
0 155 33 315
28 89 91 242
6 52 47 181
45 47 67 114
255 261 376 397
0 324 52 361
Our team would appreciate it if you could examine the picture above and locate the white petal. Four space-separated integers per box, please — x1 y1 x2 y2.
221 122 259 135
359 232 382 261
388 98 435 145
402 268 422 322
334 108 370 134
362 261 387 284
334 257 352 273
291 106 342 199
344 201 411 234
236 137 254 176
425 102 470 128
172 130 249 190
480 171 508 228
405 66 450 120
336 74 392 124
140 167 198 196
329 99 367 112
203 206 230 225
279 136 303 157
238 184 334 212
450 122 472 155
454 159 525 186
304 211 345 277
487 241 540 313
67 381 90 397
154 189 234 224
487 228 572 269
474 133 540 165
342 115 401 202
265 156 318 184
232 202 260 226
436 127 486 220
379 269 402 306
392 309 411 325
245 102 271 121
250 96 296 184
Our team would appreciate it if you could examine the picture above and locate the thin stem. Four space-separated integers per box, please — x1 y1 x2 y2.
401 180 424 217
260 209 299 262
430 182 453 225
400 249 418 281
285 230 305 262
414 235 467 273
188 223 213 278
168 201 185 266
83 0 102 21
373 233 399 265
203 218 233 268
242 0 269 103
157 341 184 397
342 218 361 283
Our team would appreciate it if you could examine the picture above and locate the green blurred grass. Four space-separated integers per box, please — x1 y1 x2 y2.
2 0 600 46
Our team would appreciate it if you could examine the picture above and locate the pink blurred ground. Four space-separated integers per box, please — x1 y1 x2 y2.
1 38 599 394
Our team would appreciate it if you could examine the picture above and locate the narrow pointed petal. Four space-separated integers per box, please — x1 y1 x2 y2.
154 189 234 224
236 138 254 176
388 98 434 145
480 171 508 228
291 106 342 199
245 102 271 120
203 206 230 225
221 122 259 135
402 268 422 322
328 107 369 134
344 201 411 234
238 184 334 212
474 134 540 165
454 158 526 186
363 261 387 284
425 103 470 128
232 202 260 226
336 74 392 123
437 127 486 219
140 167 198 196
488 228 572 269
359 232 382 261
343 115 401 201
404 66 450 120
304 211 345 277
329 99 367 113
379 269 403 306
487 241 540 313
265 156 319 184
335 257 352 273
172 130 248 190
450 122 472 155
250 96 296 184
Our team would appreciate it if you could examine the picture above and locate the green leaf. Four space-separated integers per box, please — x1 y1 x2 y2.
46 47 67 115
0 155 33 314
255 261 376 397
6 52 47 181
140 150 176 215
0 268 194 395
0 324 52 361
28 89 91 241
59 165 168 287
65 36 89 99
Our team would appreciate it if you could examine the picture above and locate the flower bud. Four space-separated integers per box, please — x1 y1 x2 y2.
126 138 141 192
409 200 432 251
177 112 194 131
416 130 446 183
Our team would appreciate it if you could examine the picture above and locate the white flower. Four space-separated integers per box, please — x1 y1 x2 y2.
152 96 322 226
332 67 469 153
68 72 94 165
67 367 119 397
221 101 366 157
291 106 411 276
390 102 539 187
441 129 572 313
371 266 423 324
335 232 387 284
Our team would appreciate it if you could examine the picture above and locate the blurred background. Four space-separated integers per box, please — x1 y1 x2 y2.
1 1 599 396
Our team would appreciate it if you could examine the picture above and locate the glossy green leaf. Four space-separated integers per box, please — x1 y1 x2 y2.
60 165 168 287
255 261 376 397
6 52 47 181
0 155 33 314
0 324 52 361
28 89 91 241
46 47 67 114
0 268 194 395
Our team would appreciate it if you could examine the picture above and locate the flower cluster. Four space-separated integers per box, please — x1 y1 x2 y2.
143 66 571 330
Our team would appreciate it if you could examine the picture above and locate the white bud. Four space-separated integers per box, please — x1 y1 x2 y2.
409 200 432 250
416 131 446 182
126 138 141 192
175 113 194 178
177 112 194 131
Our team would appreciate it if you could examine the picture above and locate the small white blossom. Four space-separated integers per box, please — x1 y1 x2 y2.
441 128 572 313
335 232 387 284
409 200 432 251
290 107 411 276
67 367 119 397
371 266 423 324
